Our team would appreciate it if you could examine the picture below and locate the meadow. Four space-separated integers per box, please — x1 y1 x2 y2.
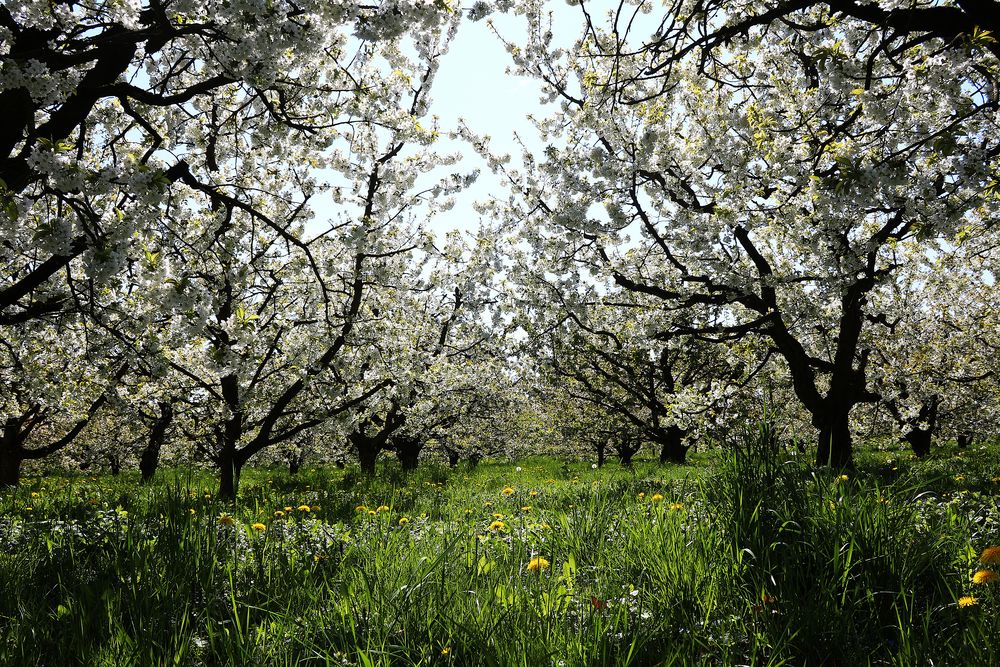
2 431 999 666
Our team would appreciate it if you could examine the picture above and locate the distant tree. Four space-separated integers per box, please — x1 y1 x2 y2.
0 317 125 486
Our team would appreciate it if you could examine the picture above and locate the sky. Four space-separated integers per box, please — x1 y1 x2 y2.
407 10 554 238
308 2 616 239
305 1 655 240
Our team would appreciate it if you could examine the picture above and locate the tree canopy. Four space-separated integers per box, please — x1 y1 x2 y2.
2 0 998 492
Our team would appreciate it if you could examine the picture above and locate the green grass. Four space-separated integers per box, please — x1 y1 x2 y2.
1 439 999 666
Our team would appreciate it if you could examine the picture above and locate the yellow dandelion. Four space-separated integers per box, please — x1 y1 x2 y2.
251 522 266 532
492 512 504 519
399 517 409 526
972 569 998 585
219 513 235 526
488 520 505 531
637 492 645 500
376 504 390 513
355 505 368 513
284 506 293 512
273 510 285 518
310 505 320 511
521 506 531 512
954 475 965 482
30 492 39 498
836 474 849 483
529 491 538 497
958 596 979 608
483 501 494 507
650 493 664 504
979 546 1000 565
501 487 515 496
992 476 1000 483
441 647 451 656
188 508 196 515
297 505 311 512
526 557 550 573
367 510 377 516
669 502 684 511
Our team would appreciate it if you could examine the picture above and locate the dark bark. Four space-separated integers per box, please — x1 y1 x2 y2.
139 401 173 483
443 445 460 468
215 372 244 500
596 441 607 468
393 435 423 471
957 433 973 449
656 425 689 464
218 451 241 501
0 431 24 488
902 397 939 458
615 438 641 466
815 405 854 469
355 437 379 476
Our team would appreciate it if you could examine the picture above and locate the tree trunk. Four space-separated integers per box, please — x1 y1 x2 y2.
218 452 242 501
903 397 938 458
596 441 606 468
216 421 244 500
444 446 460 468
358 445 378 476
0 421 24 488
394 436 422 471
0 449 24 488
617 440 639 466
140 402 173 484
904 429 932 458
657 425 688 464
957 433 973 449
815 409 853 469
106 454 122 476
351 431 379 476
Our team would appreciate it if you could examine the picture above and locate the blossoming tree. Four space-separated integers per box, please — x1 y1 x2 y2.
489 0 999 467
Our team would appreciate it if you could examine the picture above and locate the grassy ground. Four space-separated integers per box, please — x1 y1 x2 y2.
1 434 999 666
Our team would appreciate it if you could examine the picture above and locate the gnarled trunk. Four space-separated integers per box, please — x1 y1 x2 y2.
957 433 973 449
